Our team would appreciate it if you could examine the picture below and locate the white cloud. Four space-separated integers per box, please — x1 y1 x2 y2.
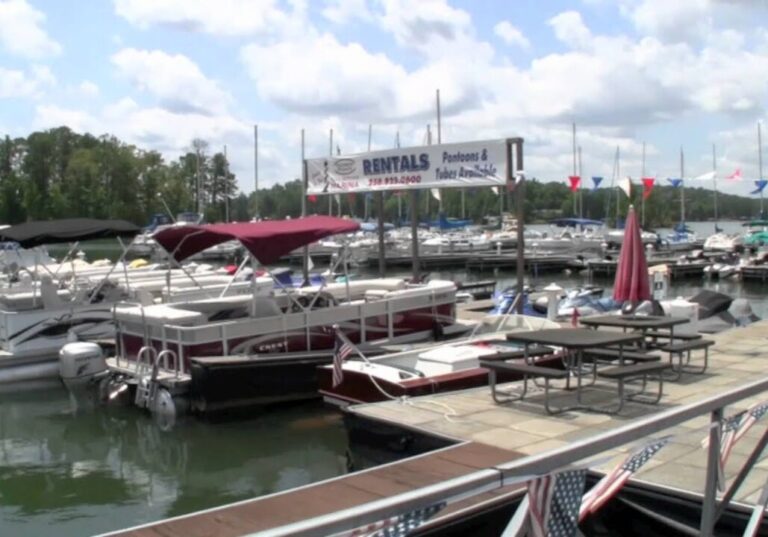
33 104 98 133
0 0 61 58
628 0 711 43
378 0 472 55
548 11 593 50
0 65 55 98
111 48 232 115
494 21 530 49
241 33 406 118
78 80 99 97
321 0 372 24
113 0 297 37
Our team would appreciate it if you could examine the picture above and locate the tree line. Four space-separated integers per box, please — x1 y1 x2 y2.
0 127 237 225
0 127 762 229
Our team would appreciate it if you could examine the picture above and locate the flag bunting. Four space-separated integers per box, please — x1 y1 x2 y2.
667 178 683 188
751 179 768 195
528 469 587 537
619 176 632 198
591 177 603 191
642 177 655 200
332 325 356 388
568 175 581 192
727 168 742 181
580 437 670 521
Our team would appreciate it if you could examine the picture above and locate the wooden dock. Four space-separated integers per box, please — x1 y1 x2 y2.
349 321 768 507
588 258 706 279
741 266 768 282
102 442 522 537
362 251 578 273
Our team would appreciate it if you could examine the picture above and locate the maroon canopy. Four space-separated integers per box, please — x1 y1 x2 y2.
613 206 650 302
153 216 360 264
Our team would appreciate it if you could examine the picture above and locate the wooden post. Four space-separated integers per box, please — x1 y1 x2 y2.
513 139 525 314
411 190 420 282
376 192 385 277
301 129 309 283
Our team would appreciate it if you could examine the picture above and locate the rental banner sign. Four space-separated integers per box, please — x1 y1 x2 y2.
306 139 509 194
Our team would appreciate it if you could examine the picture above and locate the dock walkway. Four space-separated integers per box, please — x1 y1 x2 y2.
103 442 519 537
350 321 768 505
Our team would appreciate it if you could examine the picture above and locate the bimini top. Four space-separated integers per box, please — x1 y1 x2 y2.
153 216 360 264
550 218 603 228
0 218 140 248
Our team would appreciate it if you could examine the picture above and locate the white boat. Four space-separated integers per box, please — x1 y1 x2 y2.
703 232 743 252
604 228 659 249
318 314 561 406
60 216 466 417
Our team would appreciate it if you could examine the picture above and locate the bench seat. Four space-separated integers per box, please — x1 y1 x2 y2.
583 348 660 363
645 330 702 341
659 339 714 379
481 360 571 414
593 362 672 414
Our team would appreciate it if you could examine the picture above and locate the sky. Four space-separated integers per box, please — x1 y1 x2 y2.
0 0 767 197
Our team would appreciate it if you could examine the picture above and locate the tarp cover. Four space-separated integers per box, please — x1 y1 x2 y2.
153 216 360 264
0 218 140 247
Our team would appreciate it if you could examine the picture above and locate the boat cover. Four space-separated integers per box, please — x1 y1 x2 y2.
153 216 360 264
0 218 140 247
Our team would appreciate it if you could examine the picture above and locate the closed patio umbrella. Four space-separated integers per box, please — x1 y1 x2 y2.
613 205 650 303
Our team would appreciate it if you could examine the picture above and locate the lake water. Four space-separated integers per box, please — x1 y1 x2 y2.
0 385 349 536
5 220 767 535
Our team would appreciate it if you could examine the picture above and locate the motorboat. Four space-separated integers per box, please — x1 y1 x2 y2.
61 217 465 416
0 219 141 383
604 228 659 250
421 232 491 253
659 223 703 252
318 314 562 406
703 231 743 252
742 219 768 248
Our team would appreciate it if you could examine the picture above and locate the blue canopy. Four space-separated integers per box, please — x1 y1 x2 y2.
550 218 603 228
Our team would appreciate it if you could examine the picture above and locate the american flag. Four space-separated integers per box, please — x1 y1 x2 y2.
708 411 745 488
528 469 587 537
579 437 669 521
332 327 356 388
735 402 768 443
342 501 446 537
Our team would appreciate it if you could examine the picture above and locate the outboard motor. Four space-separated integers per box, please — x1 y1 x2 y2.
59 342 107 396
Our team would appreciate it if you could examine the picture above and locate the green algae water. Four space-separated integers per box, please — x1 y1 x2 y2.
0 384 349 536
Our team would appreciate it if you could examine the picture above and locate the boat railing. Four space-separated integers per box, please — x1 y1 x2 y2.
119 287 457 355
133 345 157 377
257 376 768 537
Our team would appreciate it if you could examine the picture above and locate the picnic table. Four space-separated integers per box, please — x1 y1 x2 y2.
578 314 689 340
484 328 669 414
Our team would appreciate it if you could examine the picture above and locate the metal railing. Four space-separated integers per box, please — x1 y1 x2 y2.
255 376 768 537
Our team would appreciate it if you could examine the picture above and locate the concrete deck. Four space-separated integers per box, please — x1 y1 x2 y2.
349 320 768 505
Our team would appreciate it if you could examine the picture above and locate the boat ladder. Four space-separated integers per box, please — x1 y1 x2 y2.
133 348 177 410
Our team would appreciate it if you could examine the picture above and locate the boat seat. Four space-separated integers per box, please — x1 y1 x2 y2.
114 304 207 325
39 276 63 308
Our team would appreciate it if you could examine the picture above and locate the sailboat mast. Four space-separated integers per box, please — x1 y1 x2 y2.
572 123 577 215
759 121 764 216
615 146 621 227
641 141 646 228
680 146 686 226
712 143 718 229
578 145 583 218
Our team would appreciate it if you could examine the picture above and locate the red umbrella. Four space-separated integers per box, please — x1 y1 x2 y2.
613 205 650 302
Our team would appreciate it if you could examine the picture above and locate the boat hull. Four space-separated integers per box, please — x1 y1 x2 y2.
318 354 564 406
